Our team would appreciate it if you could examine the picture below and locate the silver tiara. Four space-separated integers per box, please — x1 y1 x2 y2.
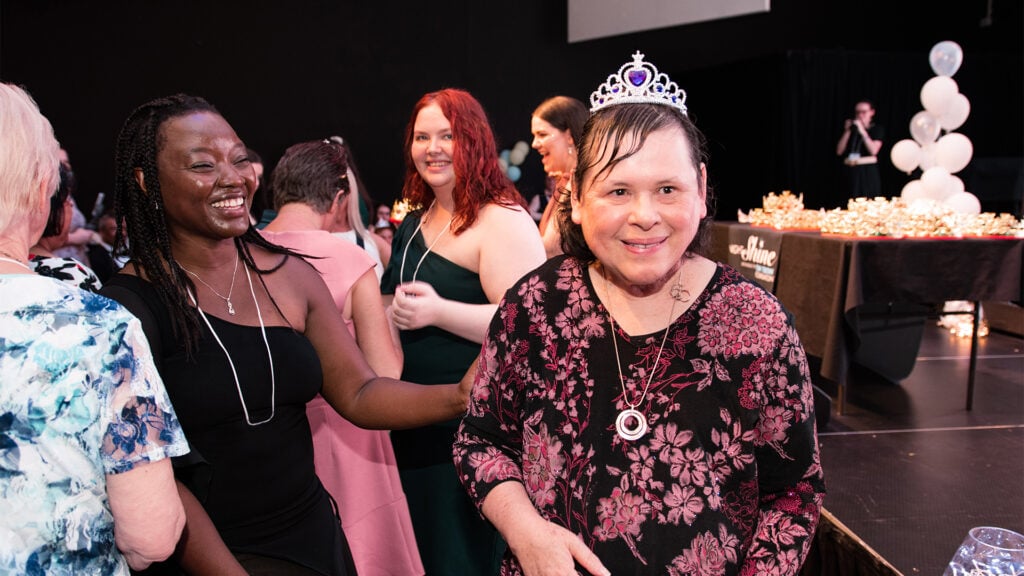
590 51 688 115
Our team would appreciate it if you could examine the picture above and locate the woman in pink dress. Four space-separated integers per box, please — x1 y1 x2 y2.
262 138 422 575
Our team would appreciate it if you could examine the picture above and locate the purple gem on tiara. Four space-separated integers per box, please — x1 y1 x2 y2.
589 51 688 115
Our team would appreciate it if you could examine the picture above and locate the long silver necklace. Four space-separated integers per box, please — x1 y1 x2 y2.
399 201 455 284
188 261 276 426
181 251 239 315
0 254 32 272
0 248 32 272
605 268 685 441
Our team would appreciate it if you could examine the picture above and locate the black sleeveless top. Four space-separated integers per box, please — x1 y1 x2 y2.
101 274 353 576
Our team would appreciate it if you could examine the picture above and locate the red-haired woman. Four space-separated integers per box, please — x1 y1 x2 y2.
381 88 546 575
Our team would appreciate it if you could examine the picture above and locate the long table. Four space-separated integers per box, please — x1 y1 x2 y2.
709 222 1024 412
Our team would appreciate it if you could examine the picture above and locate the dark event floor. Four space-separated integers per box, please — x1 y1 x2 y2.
813 317 1024 575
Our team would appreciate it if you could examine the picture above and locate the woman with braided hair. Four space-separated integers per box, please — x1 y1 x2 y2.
100 94 477 575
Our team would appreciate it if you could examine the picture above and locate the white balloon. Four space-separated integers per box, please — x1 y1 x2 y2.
909 111 941 145
918 142 939 171
508 148 528 166
935 132 974 173
929 41 964 77
513 140 531 156
920 166 954 201
949 175 965 193
901 179 927 202
938 93 971 131
890 139 921 173
944 191 981 215
921 76 959 116
907 196 939 213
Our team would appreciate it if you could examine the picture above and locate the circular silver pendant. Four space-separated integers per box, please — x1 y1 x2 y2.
615 408 649 441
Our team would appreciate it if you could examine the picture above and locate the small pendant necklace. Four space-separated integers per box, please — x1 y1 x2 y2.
399 200 455 284
187 260 276 426
181 251 240 315
605 267 686 441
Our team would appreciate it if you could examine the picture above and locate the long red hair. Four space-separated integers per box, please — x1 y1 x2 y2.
401 88 525 234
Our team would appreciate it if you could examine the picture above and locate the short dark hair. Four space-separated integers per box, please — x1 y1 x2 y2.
271 140 349 213
41 163 75 238
246 146 263 165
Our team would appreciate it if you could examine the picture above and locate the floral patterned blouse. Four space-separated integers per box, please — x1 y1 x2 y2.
0 274 189 575
454 256 825 575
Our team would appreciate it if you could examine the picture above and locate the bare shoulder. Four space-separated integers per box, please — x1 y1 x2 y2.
478 201 530 219
369 230 390 251
249 244 332 329
250 244 322 285
475 202 546 284
473 203 544 260
476 202 540 234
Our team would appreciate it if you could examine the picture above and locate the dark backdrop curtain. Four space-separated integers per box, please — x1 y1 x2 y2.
693 49 1023 220
778 50 1023 214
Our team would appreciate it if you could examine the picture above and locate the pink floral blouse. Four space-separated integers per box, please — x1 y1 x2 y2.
454 256 825 575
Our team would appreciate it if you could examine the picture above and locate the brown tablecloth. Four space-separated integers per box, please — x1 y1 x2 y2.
710 222 1024 384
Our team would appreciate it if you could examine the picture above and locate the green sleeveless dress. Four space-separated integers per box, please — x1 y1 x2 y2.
381 210 506 575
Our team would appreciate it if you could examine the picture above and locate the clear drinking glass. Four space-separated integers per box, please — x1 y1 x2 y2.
943 526 1024 576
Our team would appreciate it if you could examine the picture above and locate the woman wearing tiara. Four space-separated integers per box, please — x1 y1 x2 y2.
100 94 479 575
380 88 546 575
453 53 825 575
